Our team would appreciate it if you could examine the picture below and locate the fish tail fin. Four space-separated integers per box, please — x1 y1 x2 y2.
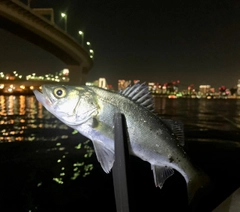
187 171 211 207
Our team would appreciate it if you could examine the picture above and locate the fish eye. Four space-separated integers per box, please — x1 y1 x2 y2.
53 87 67 98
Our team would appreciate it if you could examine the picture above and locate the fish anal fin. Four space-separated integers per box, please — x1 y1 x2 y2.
92 140 114 173
162 119 185 146
151 165 174 188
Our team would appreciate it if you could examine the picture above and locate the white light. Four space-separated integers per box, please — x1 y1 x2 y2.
61 13 66 18
62 69 69 75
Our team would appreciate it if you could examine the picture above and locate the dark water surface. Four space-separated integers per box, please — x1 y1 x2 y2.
0 95 240 211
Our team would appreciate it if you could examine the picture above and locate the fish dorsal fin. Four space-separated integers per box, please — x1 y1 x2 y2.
91 139 114 173
162 119 185 146
119 82 154 112
151 165 174 188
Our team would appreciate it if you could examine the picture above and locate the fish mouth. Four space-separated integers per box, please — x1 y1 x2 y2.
33 88 52 107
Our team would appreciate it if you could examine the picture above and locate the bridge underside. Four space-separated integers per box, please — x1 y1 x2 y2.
0 0 93 85
0 17 90 85
0 17 79 66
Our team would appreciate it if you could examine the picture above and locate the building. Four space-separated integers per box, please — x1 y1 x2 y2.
237 79 240 95
118 80 131 90
199 85 211 94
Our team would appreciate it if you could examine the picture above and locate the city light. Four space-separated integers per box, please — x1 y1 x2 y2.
0 68 238 98
61 12 67 32
86 41 91 51
78 31 84 47
88 49 93 59
0 69 70 94
85 42 94 58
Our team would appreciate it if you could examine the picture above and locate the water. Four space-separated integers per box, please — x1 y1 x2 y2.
0 95 240 211
0 95 70 142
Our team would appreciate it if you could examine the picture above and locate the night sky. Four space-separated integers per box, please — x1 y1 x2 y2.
0 0 240 90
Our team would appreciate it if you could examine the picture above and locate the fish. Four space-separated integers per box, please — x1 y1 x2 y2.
33 82 210 203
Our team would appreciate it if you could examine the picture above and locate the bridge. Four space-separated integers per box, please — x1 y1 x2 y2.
0 0 93 85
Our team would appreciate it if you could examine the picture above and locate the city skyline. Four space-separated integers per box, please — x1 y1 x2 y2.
0 1 240 89
0 69 235 96
0 69 238 93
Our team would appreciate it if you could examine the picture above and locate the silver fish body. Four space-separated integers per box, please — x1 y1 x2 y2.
33 83 209 203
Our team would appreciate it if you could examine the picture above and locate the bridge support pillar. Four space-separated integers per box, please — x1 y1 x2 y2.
68 65 89 86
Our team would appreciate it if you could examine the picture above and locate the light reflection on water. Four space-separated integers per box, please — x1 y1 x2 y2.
0 94 95 186
50 139 95 185
0 95 240 211
0 95 70 142
1 95 240 142
153 97 240 131
1 95 240 179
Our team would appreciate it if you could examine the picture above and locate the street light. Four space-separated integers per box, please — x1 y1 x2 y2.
89 49 94 59
78 31 84 47
86 41 91 48
86 41 91 53
61 13 67 32
86 42 93 58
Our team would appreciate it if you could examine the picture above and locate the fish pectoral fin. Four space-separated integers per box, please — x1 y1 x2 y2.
92 140 114 174
151 165 174 188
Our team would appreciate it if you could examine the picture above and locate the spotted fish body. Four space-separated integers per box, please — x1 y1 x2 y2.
33 82 209 203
